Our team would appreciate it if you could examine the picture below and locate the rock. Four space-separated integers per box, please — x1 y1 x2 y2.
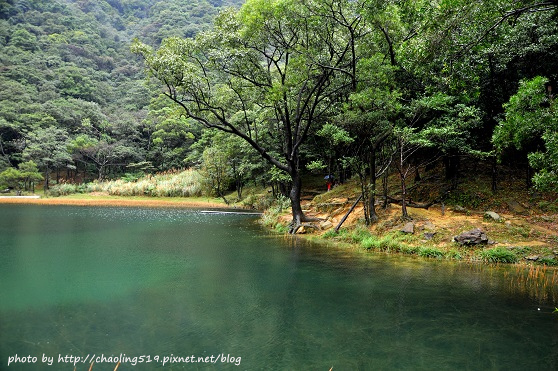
505 221 512 227
296 226 307 234
401 222 414 234
453 205 468 213
424 232 436 240
484 211 501 221
507 200 528 215
525 255 540 261
423 221 436 231
453 228 489 245
320 220 333 230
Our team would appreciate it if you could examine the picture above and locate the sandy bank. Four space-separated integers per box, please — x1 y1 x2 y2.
0 195 229 209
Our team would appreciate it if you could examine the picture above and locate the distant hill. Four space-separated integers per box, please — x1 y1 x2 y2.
0 0 244 177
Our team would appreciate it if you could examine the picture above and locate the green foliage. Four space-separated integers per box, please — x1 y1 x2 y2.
418 247 444 259
494 76 558 192
0 167 23 190
446 249 463 260
361 234 402 252
538 257 557 267
479 247 518 264
0 160 42 192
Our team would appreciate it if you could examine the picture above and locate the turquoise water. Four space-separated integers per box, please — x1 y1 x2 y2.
0 205 557 370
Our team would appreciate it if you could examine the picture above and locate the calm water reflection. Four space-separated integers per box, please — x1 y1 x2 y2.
0 205 557 370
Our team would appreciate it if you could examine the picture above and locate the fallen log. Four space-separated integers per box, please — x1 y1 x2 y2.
386 196 436 209
335 194 362 232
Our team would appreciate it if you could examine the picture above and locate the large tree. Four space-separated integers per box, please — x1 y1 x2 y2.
132 0 362 230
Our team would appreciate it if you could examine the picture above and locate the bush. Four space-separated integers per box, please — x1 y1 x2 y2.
48 183 78 196
479 247 518 263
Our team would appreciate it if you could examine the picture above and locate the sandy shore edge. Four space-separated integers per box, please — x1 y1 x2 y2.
0 196 231 209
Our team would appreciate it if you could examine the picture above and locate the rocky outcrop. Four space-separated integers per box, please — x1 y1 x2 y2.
453 228 489 245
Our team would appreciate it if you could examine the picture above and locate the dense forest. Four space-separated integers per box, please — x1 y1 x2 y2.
1 0 557 229
0 0 245 185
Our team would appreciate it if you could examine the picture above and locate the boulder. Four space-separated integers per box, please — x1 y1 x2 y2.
484 211 501 221
507 200 528 215
296 225 307 234
453 205 468 213
423 221 436 231
401 222 414 234
424 232 436 240
453 228 489 245
320 220 333 230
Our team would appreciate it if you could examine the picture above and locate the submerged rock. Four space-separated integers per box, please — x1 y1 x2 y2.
453 228 489 245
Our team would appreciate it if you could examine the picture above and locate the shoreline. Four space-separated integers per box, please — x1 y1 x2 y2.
0 194 230 209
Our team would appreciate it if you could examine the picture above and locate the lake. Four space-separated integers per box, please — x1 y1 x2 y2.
0 205 557 370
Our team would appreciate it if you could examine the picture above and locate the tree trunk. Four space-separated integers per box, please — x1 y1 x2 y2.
400 174 408 219
44 167 50 192
288 170 306 233
491 156 498 192
368 150 378 223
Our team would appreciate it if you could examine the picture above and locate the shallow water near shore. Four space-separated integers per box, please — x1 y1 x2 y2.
1 204 557 370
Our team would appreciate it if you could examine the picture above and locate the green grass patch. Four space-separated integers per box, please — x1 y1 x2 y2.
361 234 402 252
418 247 445 259
479 247 518 263
538 257 558 266
446 249 463 260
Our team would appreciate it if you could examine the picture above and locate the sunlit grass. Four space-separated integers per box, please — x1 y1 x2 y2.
49 169 204 198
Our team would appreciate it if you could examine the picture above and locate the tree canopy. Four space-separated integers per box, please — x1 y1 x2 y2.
1 0 557 226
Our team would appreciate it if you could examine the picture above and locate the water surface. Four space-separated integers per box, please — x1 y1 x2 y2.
0 205 557 370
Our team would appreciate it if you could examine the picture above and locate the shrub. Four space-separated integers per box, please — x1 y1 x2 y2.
479 247 518 263
48 183 78 196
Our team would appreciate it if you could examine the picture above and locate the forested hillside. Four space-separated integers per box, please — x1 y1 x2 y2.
1 0 557 229
0 0 244 186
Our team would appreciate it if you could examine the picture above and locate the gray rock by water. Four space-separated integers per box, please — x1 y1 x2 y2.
484 211 501 221
453 228 489 245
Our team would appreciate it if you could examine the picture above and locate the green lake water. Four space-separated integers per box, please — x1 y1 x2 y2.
0 204 557 370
